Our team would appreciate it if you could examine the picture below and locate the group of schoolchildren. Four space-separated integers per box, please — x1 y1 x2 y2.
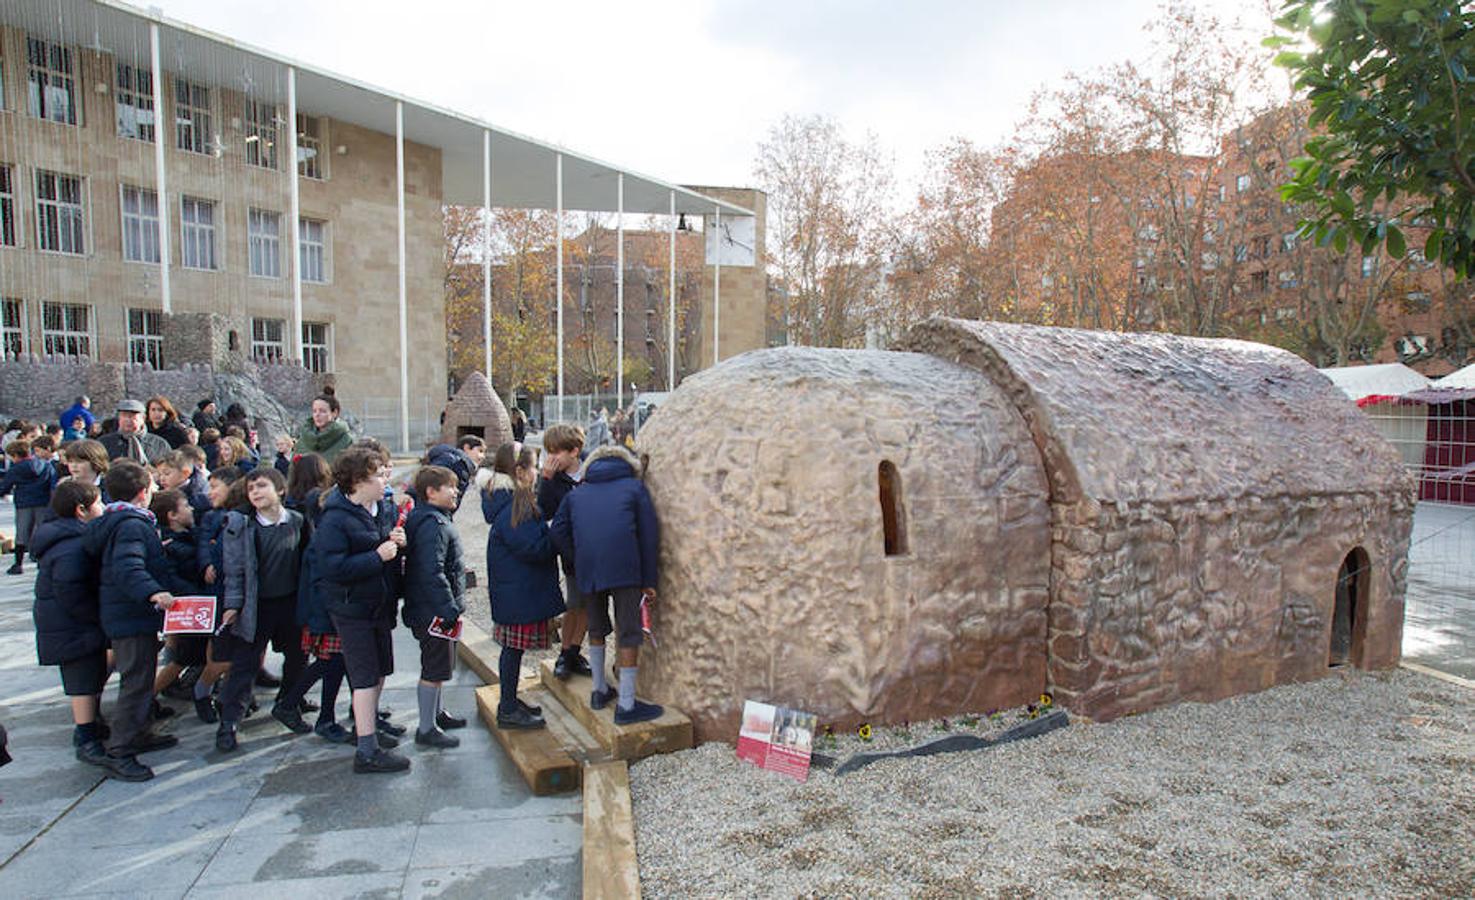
14 395 664 784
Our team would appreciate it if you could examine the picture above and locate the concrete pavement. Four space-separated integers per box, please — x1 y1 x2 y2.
0 502 579 899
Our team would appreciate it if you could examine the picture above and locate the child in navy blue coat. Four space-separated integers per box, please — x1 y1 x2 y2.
402 465 468 747
316 447 409 773
31 480 107 767
87 461 183 782
538 424 592 681
484 443 564 730
550 445 662 725
3 438 58 574
149 489 219 720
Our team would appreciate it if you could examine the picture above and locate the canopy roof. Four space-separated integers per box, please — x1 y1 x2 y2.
1431 362 1475 389
13 0 752 217
1317 363 1431 404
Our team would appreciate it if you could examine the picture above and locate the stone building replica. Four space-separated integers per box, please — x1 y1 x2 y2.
637 319 1416 741
439 371 511 448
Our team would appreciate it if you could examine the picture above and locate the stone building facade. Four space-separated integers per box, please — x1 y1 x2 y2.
0 19 446 414
637 319 1415 740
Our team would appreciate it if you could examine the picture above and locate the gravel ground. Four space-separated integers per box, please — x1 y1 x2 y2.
630 669 1475 898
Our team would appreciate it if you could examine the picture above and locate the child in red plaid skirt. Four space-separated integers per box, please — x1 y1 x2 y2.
482 444 565 730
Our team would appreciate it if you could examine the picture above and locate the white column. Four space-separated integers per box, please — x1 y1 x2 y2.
555 153 564 416
482 129 492 383
396 101 410 454
713 205 722 365
148 23 170 314
616 173 624 403
287 67 302 361
667 191 676 389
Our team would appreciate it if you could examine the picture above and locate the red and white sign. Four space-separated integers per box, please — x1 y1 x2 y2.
163 596 217 635
427 616 463 641
735 700 818 783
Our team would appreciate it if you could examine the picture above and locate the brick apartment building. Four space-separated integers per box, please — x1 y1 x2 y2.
987 104 1474 376
0 0 755 448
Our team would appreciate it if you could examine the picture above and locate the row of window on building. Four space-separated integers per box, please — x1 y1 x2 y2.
0 163 329 280
0 297 331 373
14 36 327 178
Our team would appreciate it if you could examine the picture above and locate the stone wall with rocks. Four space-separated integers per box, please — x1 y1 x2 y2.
901 317 1417 722
0 356 337 449
636 347 1053 742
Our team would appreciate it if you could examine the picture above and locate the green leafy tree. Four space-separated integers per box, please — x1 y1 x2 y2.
1274 0 1475 277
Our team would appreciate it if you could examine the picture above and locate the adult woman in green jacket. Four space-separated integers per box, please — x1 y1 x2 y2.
297 393 353 463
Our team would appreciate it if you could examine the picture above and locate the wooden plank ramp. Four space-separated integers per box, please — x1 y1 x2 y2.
475 684 581 796
538 660 693 761
455 619 500 686
583 760 642 900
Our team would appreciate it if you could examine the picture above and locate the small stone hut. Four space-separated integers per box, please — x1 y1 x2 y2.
636 319 1416 741
439 371 512 449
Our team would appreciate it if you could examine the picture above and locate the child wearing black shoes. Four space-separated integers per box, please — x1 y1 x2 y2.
484 444 564 730
316 448 410 773
538 424 592 681
2 438 57 574
402 465 468 749
87 461 179 781
550 446 663 725
30 480 108 769
215 468 309 752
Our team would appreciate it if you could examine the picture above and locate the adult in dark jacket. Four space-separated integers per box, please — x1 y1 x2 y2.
145 396 191 449
549 445 662 725
86 461 184 780
192 398 222 433
31 480 108 767
482 445 565 728
99 400 171 465
314 447 409 772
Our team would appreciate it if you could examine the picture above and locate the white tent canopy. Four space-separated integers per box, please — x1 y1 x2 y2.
1431 362 1475 390
1318 363 1432 402
13 0 752 217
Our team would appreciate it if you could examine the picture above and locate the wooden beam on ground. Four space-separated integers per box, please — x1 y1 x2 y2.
1401 661 1475 690
583 760 641 900
475 684 580 795
456 619 500 686
538 660 693 761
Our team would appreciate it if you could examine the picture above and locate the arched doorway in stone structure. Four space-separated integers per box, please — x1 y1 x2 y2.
1330 547 1370 667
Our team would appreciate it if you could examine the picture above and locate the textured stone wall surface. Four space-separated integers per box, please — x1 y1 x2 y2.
636 347 1053 742
902 318 1412 505
902 318 1417 721
0 358 126 421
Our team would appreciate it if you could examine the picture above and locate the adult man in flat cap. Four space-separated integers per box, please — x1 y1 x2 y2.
100 400 172 465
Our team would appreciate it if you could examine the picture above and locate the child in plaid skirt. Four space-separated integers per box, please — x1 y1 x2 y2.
482 443 565 730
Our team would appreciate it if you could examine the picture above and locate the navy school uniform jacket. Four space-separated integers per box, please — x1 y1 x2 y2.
30 518 105 665
1 457 57 509
87 505 192 640
401 503 466 630
293 487 333 635
314 489 398 622
537 469 580 579
160 526 206 596
482 474 564 626
183 469 211 515
196 507 230 596
549 446 659 596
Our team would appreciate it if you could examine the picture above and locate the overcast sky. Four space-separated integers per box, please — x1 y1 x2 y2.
155 0 1272 201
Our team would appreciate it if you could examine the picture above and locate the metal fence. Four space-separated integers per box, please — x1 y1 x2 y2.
352 395 444 456
1364 400 1475 680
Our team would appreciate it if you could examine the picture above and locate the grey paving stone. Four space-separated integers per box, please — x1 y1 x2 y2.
0 832 222 898
186 870 405 899
409 816 581 870
195 823 418 886
401 855 581 900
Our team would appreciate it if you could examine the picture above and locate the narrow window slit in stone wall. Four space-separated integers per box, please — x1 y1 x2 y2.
879 460 907 556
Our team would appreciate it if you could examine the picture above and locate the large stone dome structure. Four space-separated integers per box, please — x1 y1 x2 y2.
636 319 1416 742
439 371 512 449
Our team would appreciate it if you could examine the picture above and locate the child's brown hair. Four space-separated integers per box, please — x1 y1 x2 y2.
50 479 99 519
63 439 110 474
542 424 585 455
413 464 457 500
150 489 189 527
5 439 30 459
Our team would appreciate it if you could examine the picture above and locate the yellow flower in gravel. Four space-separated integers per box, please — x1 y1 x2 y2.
1040 693 1054 708
858 723 873 742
